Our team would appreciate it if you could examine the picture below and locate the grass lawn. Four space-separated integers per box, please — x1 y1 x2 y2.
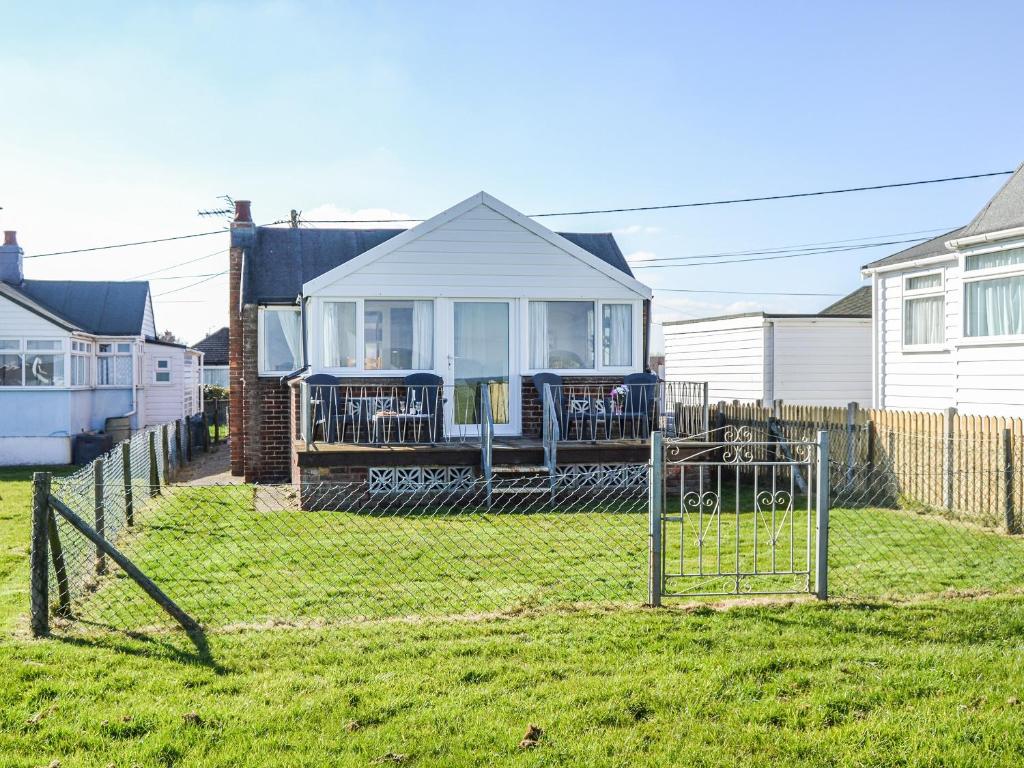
3 470 1024 765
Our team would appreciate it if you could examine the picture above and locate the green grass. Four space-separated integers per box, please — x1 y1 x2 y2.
3 471 1024 765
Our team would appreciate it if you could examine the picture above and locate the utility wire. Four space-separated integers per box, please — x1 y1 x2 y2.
654 288 845 296
153 270 228 297
131 248 228 279
24 229 228 259
298 170 1013 223
148 272 225 280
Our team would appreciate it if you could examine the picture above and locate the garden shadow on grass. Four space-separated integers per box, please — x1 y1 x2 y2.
51 622 224 672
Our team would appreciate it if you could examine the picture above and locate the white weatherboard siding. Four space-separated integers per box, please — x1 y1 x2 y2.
875 257 1024 416
311 203 641 300
0 294 69 337
771 318 872 407
142 344 186 424
0 437 70 465
663 316 766 402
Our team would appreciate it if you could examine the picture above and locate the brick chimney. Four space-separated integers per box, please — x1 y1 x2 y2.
228 200 254 477
0 231 24 285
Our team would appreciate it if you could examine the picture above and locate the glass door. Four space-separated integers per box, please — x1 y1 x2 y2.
449 300 519 435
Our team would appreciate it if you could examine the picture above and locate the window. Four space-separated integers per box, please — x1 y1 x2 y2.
322 301 357 368
529 301 595 369
71 340 92 386
363 300 433 370
97 342 134 386
154 358 171 383
0 339 66 387
902 271 944 347
964 247 1024 338
259 307 302 375
601 304 633 366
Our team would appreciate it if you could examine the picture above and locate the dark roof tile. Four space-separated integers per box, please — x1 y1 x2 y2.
193 327 229 365
819 285 872 317
11 280 151 335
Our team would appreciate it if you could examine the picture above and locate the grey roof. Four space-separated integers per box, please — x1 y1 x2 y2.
242 227 634 304
861 227 962 271
819 285 872 317
4 280 151 335
193 326 229 365
960 163 1024 238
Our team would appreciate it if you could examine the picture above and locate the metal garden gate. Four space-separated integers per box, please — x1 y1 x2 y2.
648 428 830 602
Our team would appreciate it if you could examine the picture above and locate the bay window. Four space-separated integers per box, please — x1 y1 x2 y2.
71 340 92 386
259 307 302 375
964 247 1024 338
902 271 944 347
97 342 134 386
0 339 66 387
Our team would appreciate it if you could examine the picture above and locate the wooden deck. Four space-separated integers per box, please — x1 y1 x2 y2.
294 438 651 467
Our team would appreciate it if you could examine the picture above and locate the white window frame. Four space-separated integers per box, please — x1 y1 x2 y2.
311 297 438 376
521 299 642 375
154 357 172 384
901 269 946 352
96 340 136 388
0 338 69 389
70 338 93 388
258 306 304 377
959 242 1024 346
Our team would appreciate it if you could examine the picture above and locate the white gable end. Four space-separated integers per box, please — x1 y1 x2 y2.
304 193 651 300
0 293 71 337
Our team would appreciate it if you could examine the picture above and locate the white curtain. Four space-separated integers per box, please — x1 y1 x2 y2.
603 304 632 366
412 300 434 369
966 275 1024 337
322 302 356 367
529 301 548 368
966 247 1024 271
904 296 944 345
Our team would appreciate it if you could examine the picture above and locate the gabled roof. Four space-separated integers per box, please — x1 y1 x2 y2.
242 192 648 303
959 162 1024 239
193 326 229 365
1 279 152 336
861 227 962 271
818 285 872 317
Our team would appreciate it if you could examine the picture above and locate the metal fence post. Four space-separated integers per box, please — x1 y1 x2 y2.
943 407 956 510
121 441 134 526
815 430 830 600
148 430 160 496
94 458 106 575
30 472 51 636
648 431 664 607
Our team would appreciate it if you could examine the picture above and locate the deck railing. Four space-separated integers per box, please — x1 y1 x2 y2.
542 381 709 443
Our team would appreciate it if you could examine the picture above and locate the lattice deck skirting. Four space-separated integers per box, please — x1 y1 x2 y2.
369 466 476 495
556 463 648 488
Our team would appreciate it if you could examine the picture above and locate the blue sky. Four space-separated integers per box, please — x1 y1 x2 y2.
2 1 1022 345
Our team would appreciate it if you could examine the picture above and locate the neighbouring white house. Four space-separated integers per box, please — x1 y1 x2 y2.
194 326 229 388
0 231 204 465
862 162 1024 415
663 286 872 407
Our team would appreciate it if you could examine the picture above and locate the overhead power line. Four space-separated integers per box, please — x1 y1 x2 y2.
298 170 1013 223
153 270 228 297
25 229 227 259
131 249 228 279
654 288 845 296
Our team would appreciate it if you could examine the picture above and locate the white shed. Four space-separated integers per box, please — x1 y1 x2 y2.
663 289 872 407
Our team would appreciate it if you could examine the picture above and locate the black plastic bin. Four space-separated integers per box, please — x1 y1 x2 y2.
72 432 113 465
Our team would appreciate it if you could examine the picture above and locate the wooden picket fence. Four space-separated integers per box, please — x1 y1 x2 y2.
710 400 1022 533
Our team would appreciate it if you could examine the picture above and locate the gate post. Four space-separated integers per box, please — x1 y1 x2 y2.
815 430 830 600
648 431 664 607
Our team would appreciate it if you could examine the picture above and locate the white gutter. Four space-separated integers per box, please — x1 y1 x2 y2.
946 225 1024 250
860 251 956 278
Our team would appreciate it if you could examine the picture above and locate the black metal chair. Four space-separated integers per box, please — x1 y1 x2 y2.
617 372 660 438
403 372 445 444
305 373 340 442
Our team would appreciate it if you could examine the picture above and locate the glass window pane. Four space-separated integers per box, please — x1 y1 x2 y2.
157 359 169 369
116 343 132 353
904 296 944 345
906 273 941 290
454 302 509 425
262 309 302 373
364 300 433 370
25 354 64 386
965 247 1024 272
0 354 22 386
98 343 112 354
156 372 171 383
114 356 133 385
26 340 62 351
602 304 633 366
71 356 89 386
965 275 1024 337
529 301 594 369
322 301 357 368
0 340 19 351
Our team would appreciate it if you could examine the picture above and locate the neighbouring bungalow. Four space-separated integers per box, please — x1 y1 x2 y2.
194 327 229 388
862 162 1024 415
662 286 872 408
0 231 204 465
227 193 706 493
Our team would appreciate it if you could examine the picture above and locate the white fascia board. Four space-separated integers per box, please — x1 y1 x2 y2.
301 191 653 300
860 252 957 278
946 225 1024 250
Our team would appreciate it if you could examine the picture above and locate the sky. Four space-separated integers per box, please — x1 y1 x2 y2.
2 1 1023 348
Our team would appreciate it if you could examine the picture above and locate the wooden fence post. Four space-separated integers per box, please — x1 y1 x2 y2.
185 417 193 463
161 425 171 483
213 400 220 445
202 412 210 453
866 419 875 470
47 506 71 618
846 402 859 487
174 419 184 470
94 458 106 575
148 431 160 496
1003 429 1018 534
30 472 51 637
121 441 134 526
943 407 957 510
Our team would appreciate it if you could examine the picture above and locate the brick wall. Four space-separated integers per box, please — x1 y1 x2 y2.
228 244 244 476
521 375 624 437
